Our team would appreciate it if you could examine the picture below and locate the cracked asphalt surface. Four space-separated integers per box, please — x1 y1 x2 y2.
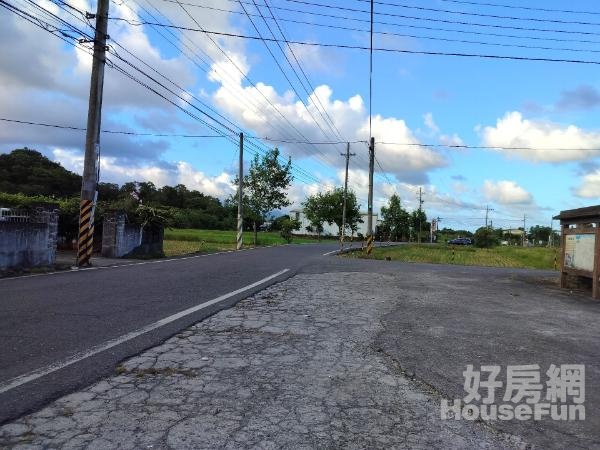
1 256 598 449
0 272 523 449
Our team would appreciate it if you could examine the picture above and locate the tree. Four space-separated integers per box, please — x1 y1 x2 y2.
239 148 294 245
380 194 411 241
279 218 301 243
0 148 81 197
303 188 362 238
410 209 429 242
474 226 499 248
529 225 552 245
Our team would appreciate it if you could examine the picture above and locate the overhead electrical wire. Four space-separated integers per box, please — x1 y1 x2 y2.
103 22 600 66
177 0 600 47
376 141 600 152
436 0 600 16
1 0 322 185
277 0 600 37
141 3 600 55
351 0 600 27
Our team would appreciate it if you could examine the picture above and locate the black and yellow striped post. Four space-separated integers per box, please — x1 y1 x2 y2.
365 234 374 256
76 199 95 266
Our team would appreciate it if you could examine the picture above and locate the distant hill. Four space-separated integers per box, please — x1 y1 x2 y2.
0 148 81 197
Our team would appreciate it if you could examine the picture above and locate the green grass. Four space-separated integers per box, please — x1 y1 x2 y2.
351 244 559 270
163 228 318 257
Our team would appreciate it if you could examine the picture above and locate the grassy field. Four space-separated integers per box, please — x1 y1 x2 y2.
352 244 559 270
163 228 318 257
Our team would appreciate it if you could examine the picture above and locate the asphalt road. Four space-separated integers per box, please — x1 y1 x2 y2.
0 243 340 424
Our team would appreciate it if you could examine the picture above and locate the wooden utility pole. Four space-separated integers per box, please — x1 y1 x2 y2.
340 142 355 248
76 0 109 266
237 132 243 250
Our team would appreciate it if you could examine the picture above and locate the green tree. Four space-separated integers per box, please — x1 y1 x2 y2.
380 194 411 241
529 225 552 245
410 209 429 242
238 148 294 245
303 188 362 238
474 226 499 248
0 148 81 197
279 218 301 243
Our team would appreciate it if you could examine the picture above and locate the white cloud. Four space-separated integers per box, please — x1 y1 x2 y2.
211 71 447 182
52 148 235 198
574 170 600 199
440 133 464 146
481 111 600 163
423 112 440 134
285 43 345 76
483 180 533 205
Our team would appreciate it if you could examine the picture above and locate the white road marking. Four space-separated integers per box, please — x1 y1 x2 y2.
0 269 290 394
322 249 340 256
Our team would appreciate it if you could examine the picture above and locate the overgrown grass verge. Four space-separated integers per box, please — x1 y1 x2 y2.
349 244 559 270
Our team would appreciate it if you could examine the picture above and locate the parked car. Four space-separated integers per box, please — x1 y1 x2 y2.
448 237 472 245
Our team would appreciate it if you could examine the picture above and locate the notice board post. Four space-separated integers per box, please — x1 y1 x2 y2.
554 206 600 299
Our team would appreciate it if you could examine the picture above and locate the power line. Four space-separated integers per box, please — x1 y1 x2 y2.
376 141 600 152
278 0 600 37
352 0 600 27
111 8 600 56
165 0 600 47
261 0 348 145
437 0 600 16
2 1 322 185
0 117 230 137
237 0 339 156
122 0 329 177
0 118 365 145
106 22 600 66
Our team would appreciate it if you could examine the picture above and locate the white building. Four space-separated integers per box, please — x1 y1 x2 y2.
290 209 379 237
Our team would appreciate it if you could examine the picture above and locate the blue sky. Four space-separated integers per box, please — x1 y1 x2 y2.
2 0 600 230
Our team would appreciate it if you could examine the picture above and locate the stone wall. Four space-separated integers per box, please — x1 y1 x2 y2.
101 212 163 258
0 206 59 270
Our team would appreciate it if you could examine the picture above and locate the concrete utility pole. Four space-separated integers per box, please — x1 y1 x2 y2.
340 142 356 247
418 187 424 244
430 218 434 243
367 137 375 237
365 137 375 255
76 0 109 267
485 205 494 228
237 132 243 250
523 214 527 247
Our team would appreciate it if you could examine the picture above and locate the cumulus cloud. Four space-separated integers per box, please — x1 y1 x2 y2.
574 170 600 199
285 43 345 76
212 78 447 183
482 180 533 205
439 133 464 146
53 148 235 198
480 111 600 163
423 113 440 134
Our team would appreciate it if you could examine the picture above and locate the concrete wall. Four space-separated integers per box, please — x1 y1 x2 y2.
102 212 163 258
0 207 59 270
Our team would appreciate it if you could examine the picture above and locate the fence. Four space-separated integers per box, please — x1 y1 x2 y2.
0 205 60 270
